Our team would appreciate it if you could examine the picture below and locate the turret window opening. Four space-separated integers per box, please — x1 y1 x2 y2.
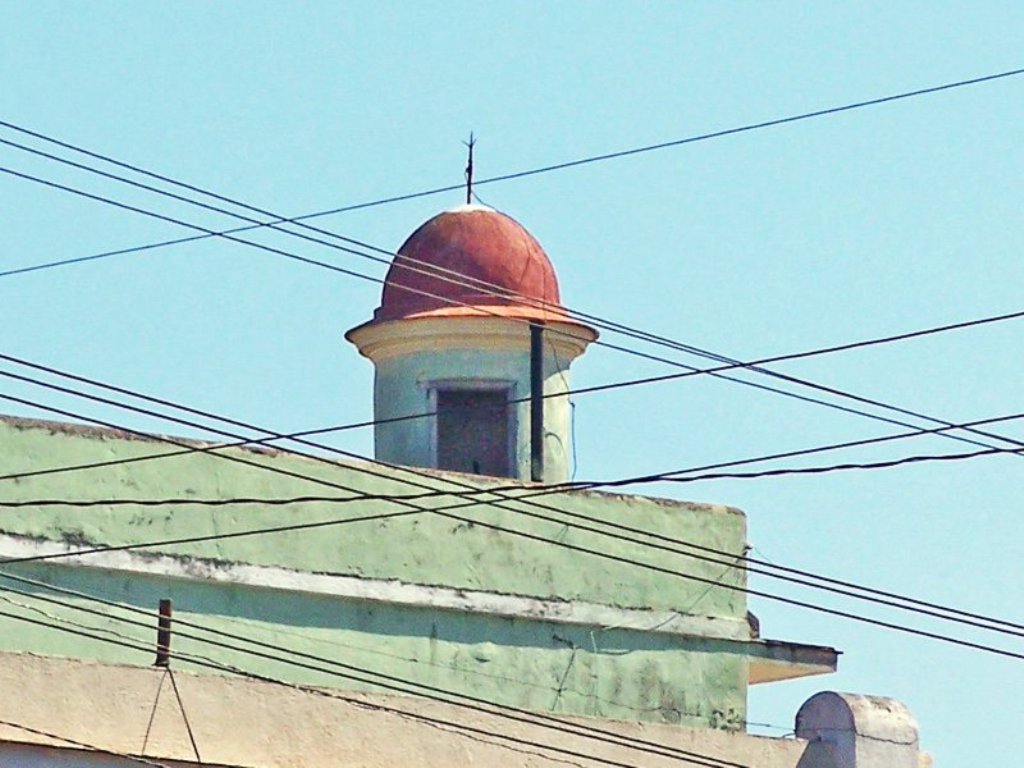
430 381 514 477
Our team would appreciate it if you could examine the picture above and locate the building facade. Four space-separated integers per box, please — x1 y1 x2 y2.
0 205 931 766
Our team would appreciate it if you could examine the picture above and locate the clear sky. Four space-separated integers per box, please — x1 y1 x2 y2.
3 2 1023 763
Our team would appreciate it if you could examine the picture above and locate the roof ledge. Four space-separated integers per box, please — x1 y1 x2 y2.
747 638 840 684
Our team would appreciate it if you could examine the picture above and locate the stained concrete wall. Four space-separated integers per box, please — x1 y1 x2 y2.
0 652 838 768
0 561 748 728
372 346 573 484
796 692 929 768
0 415 751 727
0 416 747 616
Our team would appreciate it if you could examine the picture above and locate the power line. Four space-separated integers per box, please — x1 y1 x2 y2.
3 65 1022 277
5 441 1023 638
4 466 1024 678
0 157 709 381
5 365 1024 638
7 404 1024 504
2 140 1024 638
6 347 1024 644
2 63 1024 729
8 579 748 767
0 718 175 768
3 280 1024 491
4 172 1021 484
8 85 1024 494
5 316 1024 501
5 129 1024 459
0 131 532 315
0 371 528 503
3 445 1017 508
0 124 967 392
5 363 1024 641
0 593 741 768
0 132 777 427
5 387 1024 657
7 140 1024 468
0 609 663 768
469 67 1024 187
0 492 464 507
2 364 1017 542
0 161 761 393
0 134 532 313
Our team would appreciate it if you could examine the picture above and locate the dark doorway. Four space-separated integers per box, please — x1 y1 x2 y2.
436 389 511 477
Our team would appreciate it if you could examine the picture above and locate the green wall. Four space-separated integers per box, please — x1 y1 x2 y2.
0 415 751 727
0 563 747 729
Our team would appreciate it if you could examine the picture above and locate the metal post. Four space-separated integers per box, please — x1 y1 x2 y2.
155 598 172 667
530 322 544 482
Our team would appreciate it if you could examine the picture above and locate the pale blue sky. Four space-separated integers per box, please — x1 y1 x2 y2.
3 3 1024 763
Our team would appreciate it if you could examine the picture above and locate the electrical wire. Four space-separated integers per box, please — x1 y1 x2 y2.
195 600 788 732
4 161 1023 486
8 346 1024 489
3 64 1023 277
4 65 1023 740
0 718 175 768
0 134 546 315
2 131 1024 651
3 270 1024 491
5 439 1023 638
5 386 1024 660
7 131 1024 482
5 347 1024 643
5 155 881 445
5 364 1024 640
0 591 744 768
4 133 1024 460
6 84 1024 510
5 365 1023 561
11 580 750 767
0 160 716 384
3 446 1019 508
0 609 661 768
0 160 914 450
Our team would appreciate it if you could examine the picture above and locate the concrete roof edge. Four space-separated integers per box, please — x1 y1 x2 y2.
0 412 744 516
747 637 841 685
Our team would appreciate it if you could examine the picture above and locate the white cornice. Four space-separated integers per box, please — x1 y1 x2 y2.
0 533 749 642
346 317 597 363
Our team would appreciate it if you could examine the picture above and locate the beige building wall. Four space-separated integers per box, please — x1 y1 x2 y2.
0 652 836 768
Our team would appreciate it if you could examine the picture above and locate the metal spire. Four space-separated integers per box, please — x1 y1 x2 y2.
463 131 476 205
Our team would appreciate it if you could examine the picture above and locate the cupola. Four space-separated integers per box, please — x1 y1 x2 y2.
346 204 597 482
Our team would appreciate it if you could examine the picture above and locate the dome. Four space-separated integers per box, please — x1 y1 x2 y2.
371 204 569 324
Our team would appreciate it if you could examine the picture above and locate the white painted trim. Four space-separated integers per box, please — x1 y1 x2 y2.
0 534 751 642
347 317 596 363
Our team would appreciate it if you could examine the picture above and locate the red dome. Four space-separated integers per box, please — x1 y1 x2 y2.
372 205 569 323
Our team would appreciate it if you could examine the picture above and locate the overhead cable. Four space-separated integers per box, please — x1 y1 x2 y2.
4 364 1024 640
0 718 174 768
4 153 1024 464
3 65 1023 276
5 579 748 767
0 598 739 768
4 387 1024 657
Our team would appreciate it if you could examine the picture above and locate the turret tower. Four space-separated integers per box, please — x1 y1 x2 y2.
346 204 596 482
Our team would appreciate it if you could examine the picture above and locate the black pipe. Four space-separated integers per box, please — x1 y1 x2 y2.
154 598 172 667
530 323 544 482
